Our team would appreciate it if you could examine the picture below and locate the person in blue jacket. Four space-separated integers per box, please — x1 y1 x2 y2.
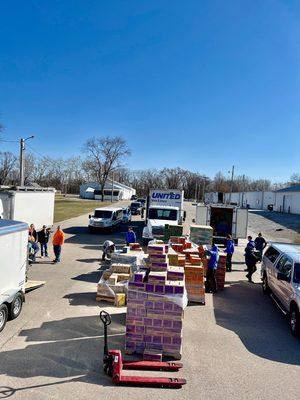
125 227 136 246
224 234 235 272
206 244 219 293
244 235 256 272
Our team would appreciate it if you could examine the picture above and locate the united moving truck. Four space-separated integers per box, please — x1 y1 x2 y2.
195 204 248 244
0 220 28 333
0 187 55 229
142 189 186 244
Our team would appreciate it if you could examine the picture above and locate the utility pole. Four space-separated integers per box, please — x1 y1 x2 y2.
229 165 235 204
19 136 34 186
111 171 114 203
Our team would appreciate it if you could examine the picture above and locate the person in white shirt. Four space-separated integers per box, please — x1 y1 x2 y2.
102 240 115 261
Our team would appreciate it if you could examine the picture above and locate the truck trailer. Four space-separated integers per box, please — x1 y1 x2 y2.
0 219 28 333
0 187 55 230
142 189 186 244
195 204 248 244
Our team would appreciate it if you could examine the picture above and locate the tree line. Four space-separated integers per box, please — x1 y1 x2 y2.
0 135 298 199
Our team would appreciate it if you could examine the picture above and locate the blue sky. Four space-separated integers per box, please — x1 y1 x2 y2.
0 0 299 181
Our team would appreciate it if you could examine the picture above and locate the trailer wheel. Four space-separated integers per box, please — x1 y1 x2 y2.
0 304 8 332
9 293 23 320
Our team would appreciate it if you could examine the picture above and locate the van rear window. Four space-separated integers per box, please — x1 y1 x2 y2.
94 210 112 219
264 247 280 263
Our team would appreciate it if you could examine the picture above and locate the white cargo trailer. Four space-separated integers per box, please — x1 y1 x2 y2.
195 204 248 244
0 219 28 333
0 187 55 230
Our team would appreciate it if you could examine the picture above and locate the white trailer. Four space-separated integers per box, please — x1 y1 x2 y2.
0 219 28 333
142 189 186 243
195 204 248 244
0 187 55 230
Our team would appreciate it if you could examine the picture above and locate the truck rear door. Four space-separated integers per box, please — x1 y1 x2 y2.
196 205 209 225
233 208 248 238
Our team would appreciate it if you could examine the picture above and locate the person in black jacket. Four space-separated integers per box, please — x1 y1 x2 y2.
38 225 51 258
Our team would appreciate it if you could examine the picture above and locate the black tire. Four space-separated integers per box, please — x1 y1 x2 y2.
8 293 23 320
290 305 300 337
262 273 270 294
0 304 8 333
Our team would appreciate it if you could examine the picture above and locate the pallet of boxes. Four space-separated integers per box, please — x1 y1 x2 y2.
96 243 146 306
125 243 187 361
169 236 205 304
189 225 227 291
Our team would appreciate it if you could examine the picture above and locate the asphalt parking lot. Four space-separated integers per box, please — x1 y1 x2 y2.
0 203 299 400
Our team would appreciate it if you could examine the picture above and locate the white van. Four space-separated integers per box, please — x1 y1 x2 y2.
88 207 123 232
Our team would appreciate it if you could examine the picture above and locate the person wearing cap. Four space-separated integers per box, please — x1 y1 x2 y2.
206 244 219 293
38 225 51 258
52 225 65 263
254 232 267 261
125 227 136 246
244 235 255 271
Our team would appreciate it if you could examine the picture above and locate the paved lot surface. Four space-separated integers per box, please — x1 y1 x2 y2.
0 202 299 400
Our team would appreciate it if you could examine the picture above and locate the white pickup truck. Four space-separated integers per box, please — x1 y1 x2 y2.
142 189 186 244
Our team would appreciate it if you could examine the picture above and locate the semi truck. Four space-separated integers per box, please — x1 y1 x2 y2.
195 204 248 244
0 219 28 333
142 189 186 244
0 187 55 230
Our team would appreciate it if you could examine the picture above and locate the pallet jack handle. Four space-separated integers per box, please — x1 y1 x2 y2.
100 310 111 358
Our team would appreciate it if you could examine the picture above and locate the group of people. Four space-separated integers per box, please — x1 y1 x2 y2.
28 224 65 264
205 232 267 293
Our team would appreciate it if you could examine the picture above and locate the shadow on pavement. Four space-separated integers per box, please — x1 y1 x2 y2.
63 221 145 246
0 314 125 386
250 210 300 234
213 280 300 366
64 292 120 308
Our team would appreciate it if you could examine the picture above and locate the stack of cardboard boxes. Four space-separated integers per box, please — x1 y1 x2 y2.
96 263 132 306
125 243 186 360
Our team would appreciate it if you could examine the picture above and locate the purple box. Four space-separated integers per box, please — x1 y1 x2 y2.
145 301 154 309
145 284 154 292
163 336 172 344
143 318 153 327
154 301 164 310
143 351 163 362
163 319 172 328
165 285 175 295
154 285 165 294
126 325 135 333
135 325 145 334
173 320 183 330
146 343 164 351
153 319 163 328
135 343 146 352
134 271 147 282
174 286 184 295
153 336 162 344
164 302 173 311
172 336 182 345
146 326 164 334
143 335 152 343
126 333 144 341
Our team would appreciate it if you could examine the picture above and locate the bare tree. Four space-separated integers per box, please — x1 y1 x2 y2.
0 151 17 184
83 136 131 201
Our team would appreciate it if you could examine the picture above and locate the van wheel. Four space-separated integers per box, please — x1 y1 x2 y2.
290 305 300 337
262 273 270 294
0 304 8 332
9 293 23 320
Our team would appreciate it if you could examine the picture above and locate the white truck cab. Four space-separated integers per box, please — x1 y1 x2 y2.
142 190 185 244
88 207 123 232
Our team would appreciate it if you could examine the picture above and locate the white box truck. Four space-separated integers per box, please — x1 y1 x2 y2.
142 189 186 244
0 219 28 333
195 204 248 244
0 187 55 230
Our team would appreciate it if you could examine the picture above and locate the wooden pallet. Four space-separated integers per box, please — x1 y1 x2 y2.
25 280 46 292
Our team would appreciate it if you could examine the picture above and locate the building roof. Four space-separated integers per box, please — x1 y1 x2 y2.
276 184 300 193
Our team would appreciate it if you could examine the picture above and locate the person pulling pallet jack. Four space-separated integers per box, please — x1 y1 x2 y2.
100 310 186 388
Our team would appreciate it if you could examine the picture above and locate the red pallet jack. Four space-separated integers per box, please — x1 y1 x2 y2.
100 310 186 388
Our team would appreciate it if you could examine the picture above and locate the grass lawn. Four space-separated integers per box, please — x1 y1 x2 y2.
54 197 111 222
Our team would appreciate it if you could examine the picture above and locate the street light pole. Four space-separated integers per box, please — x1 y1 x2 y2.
19 136 34 186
